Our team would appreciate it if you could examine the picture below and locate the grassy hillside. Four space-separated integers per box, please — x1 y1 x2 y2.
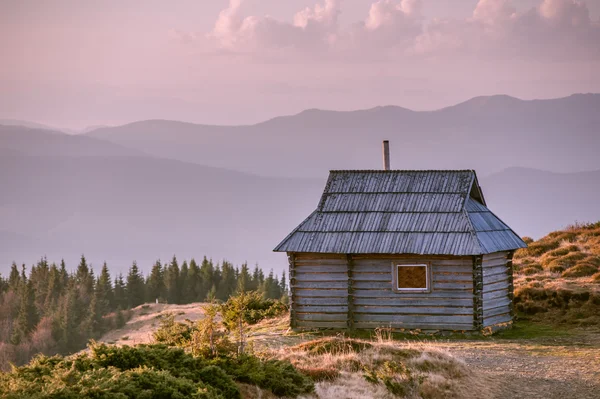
513 222 600 326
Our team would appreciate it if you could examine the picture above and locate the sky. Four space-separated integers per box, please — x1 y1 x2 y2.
1 0 599 129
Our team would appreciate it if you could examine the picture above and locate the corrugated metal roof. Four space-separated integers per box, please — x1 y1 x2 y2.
274 170 527 255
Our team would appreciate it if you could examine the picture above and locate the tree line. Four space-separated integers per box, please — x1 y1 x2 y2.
0 255 288 369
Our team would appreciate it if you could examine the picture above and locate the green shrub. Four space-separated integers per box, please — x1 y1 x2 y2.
210 355 314 397
197 366 240 399
152 313 193 347
220 291 288 331
0 343 312 399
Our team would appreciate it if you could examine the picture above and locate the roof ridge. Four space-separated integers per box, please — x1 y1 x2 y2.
329 169 476 173
462 208 484 255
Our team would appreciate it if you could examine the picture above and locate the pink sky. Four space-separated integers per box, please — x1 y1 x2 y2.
1 0 599 129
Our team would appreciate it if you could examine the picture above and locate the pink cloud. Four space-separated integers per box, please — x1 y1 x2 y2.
185 0 600 61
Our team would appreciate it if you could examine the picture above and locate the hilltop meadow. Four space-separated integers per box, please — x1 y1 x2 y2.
0 223 599 398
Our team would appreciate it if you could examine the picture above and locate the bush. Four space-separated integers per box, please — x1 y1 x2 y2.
197 365 240 399
210 355 314 397
152 313 194 347
0 343 313 399
220 291 288 331
562 263 598 278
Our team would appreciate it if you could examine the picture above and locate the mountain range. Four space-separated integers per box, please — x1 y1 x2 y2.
1 93 599 275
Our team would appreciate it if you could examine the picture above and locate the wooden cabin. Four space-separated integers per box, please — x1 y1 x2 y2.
274 155 527 332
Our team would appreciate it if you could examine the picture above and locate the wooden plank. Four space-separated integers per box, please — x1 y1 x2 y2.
294 265 347 273
432 273 472 282
353 281 393 289
483 273 510 285
295 289 348 298
296 305 349 313
482 266 508 277
433 265 473 273
353 322 475 331
482 258 508 268
482 313 512 327
296 313 348 321
482 296 511 311
432 282 472 290
482 289 509 301
354 313 473 324
354 264 391 273
353 297 473 307
352 273 392 282
295 321 347 329
352 290 473 299
295 297 348 306
483 306 511 319
482 252 508 263
294 273 347 282
352 254 471 263
293 281 348 289
482 280 510 293
353 306 472 315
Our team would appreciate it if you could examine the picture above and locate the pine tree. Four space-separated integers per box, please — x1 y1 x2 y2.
146 260 165 303
179 260 189 303
187 258 201 302
113 274 127 310
96 263 113 314
82 285 103 339
126 261 145 308
199 257 214 300
44 263 62 312
165 256 180 304
280 271 287 294
237 263 252 294
11 273 38 345
59 259 69 288
216 261 237 301
30 257 50 317
57 283 78 352
8 262 20 290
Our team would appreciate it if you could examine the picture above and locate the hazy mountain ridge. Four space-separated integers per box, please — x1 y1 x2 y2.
0 124 146 158
2 95 599 275
85 94 600 178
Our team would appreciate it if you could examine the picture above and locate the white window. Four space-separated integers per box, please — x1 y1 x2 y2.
393 263 430 292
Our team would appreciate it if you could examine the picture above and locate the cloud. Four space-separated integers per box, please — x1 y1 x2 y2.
206 0 340 53
184 0 600 61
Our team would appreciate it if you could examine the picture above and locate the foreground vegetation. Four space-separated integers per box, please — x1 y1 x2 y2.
513 222 600 326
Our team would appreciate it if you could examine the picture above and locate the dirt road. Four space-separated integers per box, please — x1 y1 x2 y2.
435 336 600 399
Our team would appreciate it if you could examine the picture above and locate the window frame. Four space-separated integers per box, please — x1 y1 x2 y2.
391 262 431 293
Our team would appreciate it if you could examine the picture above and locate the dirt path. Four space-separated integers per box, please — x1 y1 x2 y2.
433 337 600 399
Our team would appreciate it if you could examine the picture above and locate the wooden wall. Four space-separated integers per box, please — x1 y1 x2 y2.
290 253 349 329
290 253 477 331
481 251 513 328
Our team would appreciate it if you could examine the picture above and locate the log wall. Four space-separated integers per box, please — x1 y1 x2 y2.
481 251 513 327
290 253 476 331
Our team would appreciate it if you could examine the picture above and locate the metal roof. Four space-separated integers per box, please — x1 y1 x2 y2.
274 170 527 255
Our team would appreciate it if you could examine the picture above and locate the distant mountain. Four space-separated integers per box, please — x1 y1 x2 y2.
86 94 600 178
0 153 323 275
0 125 145 157
481 167 600 239
0 119 62 131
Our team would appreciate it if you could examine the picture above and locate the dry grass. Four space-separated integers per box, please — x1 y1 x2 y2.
513 223 600 326
272 336 470 398
98 302 207 346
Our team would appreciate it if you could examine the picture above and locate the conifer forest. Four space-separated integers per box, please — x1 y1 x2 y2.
0 255 288 369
